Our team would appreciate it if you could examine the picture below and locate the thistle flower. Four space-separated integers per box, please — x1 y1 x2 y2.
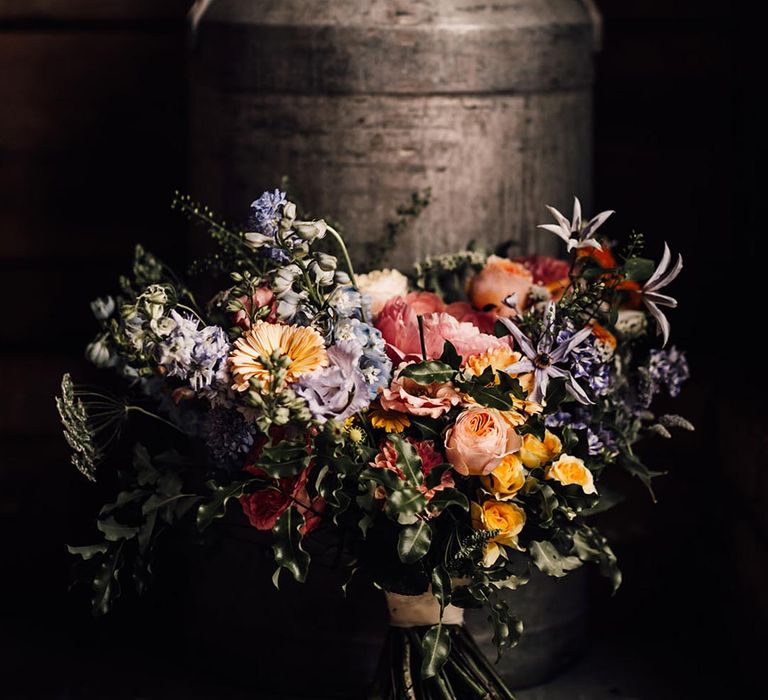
538 197 614 252
641 243 682 346
203 407 255 465
229 321 328 391
499 302 593 405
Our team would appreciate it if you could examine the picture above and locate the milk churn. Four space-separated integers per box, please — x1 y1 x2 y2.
189 0 600 268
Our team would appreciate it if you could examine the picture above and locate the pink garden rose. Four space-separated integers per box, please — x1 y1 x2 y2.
469 255 533 317
379 368 461 419
375 296 508 364
445 407 522 476
404 291 445 316
444 301 497 335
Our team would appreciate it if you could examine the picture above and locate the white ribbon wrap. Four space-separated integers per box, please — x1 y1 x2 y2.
385 590 464 628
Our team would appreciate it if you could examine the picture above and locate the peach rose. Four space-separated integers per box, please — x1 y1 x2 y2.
445 407 521 476
546 454 597 494
519 430 563 469
469 256 533 318
481 453 526 500
355 268 409 317
471 499 526 565
380 367 461 419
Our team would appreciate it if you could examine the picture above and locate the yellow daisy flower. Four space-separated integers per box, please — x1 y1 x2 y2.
369 407 411 433
229 321 328 392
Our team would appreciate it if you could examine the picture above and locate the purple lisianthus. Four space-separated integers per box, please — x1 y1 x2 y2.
296 340 370 423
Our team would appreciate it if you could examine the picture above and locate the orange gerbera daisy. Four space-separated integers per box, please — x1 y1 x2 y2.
229 321 328 392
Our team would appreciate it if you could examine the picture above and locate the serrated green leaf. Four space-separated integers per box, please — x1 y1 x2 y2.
529 540 582 578
463 383 515 410
257 440 311 478
67 543 108 560
573 526 622 593
488 598 523 660
409 416 443 441
425 488 469 513
398 521 432 563
399 361 455 385
420 624 451 679
97 515 140 542
196 480 246 530
272 506 310 585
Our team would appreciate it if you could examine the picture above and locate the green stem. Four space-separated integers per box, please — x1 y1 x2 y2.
126 405 185 434
417 315 428 360
176 303 204 321
326 224 358 288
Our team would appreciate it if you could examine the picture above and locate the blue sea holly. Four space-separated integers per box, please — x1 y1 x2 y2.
499 302 594 405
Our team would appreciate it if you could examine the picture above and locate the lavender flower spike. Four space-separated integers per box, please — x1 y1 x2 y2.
538 197 615 252
499 302 594 405
641 243 683 346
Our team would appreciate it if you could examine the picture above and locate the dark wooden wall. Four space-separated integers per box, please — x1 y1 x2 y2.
0 0 761 696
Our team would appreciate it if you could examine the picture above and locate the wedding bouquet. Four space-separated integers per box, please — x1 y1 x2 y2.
58 189 691 698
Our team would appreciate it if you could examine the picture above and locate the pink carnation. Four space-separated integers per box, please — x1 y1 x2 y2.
380 369 461 419
376 296 507 364
370 438 454 503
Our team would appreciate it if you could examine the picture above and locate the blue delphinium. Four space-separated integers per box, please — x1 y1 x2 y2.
638 346 689 406
203 407 255 466
156 311 230 391
556 327 612 397
249 189 286 236
296 341 370 423
333 317 391 399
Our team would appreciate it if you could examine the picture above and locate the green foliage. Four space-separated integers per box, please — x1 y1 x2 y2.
399 361 455 385
56 374 101 481
529 540 582 578
397 521 433 564
272 506 310 586
420 623 452 679
367 188 432 271
572 525 622 593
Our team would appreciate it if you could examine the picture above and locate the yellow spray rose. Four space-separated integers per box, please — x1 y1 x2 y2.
471 499 526 566
519 430 562 469
546 454 597 494
481 454 526 500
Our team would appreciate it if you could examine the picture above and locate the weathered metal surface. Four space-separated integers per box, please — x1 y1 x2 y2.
189 0 598 268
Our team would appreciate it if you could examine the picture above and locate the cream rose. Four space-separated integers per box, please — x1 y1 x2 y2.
546 454 597 494
355 268 409 317
445 407 521 476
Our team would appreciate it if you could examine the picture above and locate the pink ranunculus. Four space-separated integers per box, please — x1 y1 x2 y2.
380 369 461 419
469 255 533 318
405 291 445 316
444 301 497 335
376 296 507 364
233 287 277 330
445 407 522 476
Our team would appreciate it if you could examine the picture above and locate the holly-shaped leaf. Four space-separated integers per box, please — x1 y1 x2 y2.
196 480 246 531
272 506 310 586
529 540 582 578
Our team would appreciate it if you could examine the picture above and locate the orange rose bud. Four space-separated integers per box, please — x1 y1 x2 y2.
469 256 533 317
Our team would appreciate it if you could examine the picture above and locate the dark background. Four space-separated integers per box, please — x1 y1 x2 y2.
0 1 763 697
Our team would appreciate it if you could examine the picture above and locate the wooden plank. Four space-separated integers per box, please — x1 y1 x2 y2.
0 1 192 23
